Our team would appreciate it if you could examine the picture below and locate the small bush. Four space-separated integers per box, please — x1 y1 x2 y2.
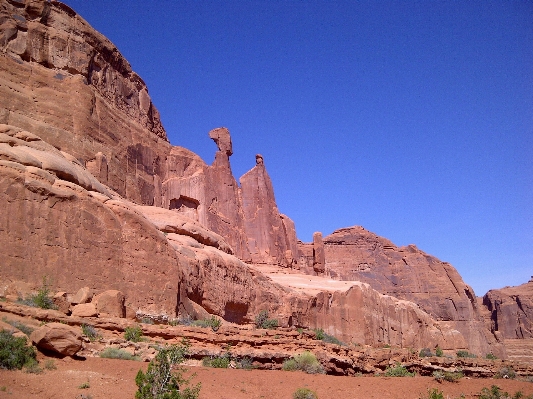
0 330 37 370
314 328 325 340
124 326 143 342
384 362 415 377
139 317 154 325
192 316 221 332
494 367 516 379
293 387 318 399
443 371 463 382
254 310 278 329
100 347 138 361
202 352 231 368
135 344 201 399
313 328 346 346
486 353 497 360
456 350 476 358
419 348 434 357
82 324 101 341
44 359 56 370
282 351 324 374
24 359 43 374
79 381 90 389
478 385 512 399
235 356 254 370
435 346 444 357
420 388 445 399
17 277 56 310
1 318 34 336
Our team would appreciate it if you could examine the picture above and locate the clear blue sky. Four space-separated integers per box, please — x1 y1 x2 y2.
63 1 532 296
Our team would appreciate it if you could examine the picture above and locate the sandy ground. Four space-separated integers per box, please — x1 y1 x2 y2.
1 355 532 399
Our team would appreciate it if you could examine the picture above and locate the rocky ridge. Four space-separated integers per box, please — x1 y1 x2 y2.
0 0 530 361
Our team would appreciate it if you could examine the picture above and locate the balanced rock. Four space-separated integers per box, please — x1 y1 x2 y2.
30 322 82 356
93 290 125 318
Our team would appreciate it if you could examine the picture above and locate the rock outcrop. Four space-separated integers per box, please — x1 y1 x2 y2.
240 154 297 266
483 278 533 339
0 0 516 359
296 226 498 355
30 322 82 356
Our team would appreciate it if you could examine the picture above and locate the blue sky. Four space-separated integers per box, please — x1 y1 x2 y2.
63 1 532 295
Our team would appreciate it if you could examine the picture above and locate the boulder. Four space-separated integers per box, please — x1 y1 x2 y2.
71 303 98 318
71 287 94 305
93 290 125 318
53 292 70 314
30 322 82 356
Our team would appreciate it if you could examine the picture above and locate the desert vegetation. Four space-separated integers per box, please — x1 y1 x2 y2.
282 351 325 374
135 343 201 399
255 310 278 329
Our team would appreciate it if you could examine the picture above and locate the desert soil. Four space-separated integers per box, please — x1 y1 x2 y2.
0 354 532 399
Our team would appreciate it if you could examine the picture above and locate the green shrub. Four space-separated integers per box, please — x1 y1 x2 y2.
293 387 318 399
135 344 201 399
254 310 278 329
82 324 101 341
486 353 497 360
282 351 324 374
384 362 415 377
139 317 154 325
17 277 56 310
494 367 516 379
419 388 444 399
1 317 34 336
202 352 231 368
125 326 144 342
192 316 221 332
314 328 325 340
0 330 37 370
443 371 463 382
478 385 513 399
435 346 444 357
313 328 346 346
78 381 90 389
419 348 434 357
456 350 476 358
100 347 138 361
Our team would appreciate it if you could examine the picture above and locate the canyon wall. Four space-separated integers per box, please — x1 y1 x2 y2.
0 0 516 357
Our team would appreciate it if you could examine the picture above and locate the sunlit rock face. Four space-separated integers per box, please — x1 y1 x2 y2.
0 0 511 358
483 279 533 340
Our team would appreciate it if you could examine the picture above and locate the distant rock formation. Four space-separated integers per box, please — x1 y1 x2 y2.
483 278 533 339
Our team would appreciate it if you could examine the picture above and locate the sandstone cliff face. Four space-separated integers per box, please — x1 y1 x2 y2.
240 154 297 266
295 226 499 355
483 279 533 340
0 124 180 315
0 0 170 204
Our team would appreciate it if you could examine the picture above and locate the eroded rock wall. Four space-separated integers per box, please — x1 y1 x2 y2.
483 279 533 340
0 125 179 315
0 0 171 204
240 154 297 266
